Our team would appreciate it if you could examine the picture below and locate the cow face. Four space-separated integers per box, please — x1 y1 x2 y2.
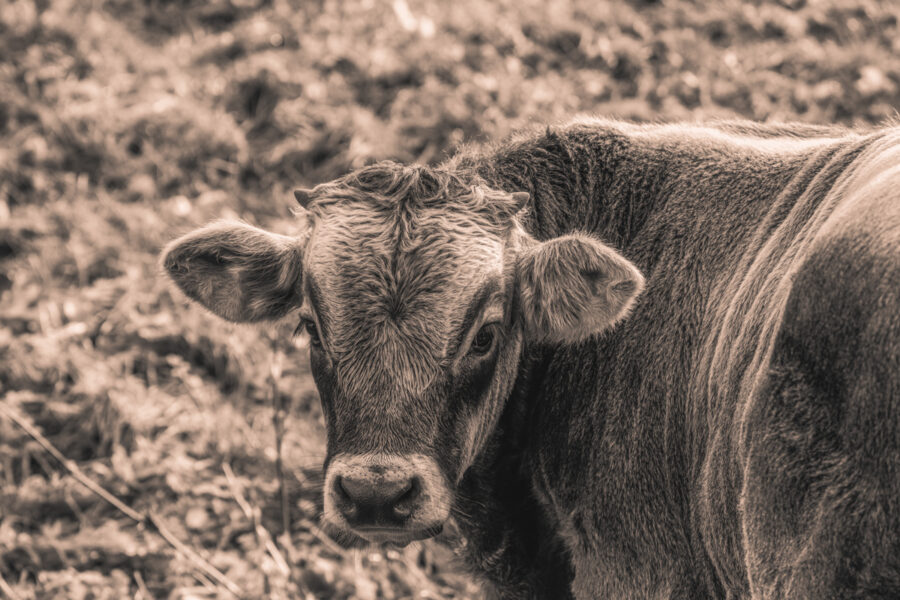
162 163 644 547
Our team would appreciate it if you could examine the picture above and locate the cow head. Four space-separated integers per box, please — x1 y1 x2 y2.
162 162 644 547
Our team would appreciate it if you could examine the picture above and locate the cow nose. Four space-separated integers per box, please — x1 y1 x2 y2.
334 475 422 526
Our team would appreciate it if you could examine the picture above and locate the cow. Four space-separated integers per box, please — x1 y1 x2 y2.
162 117 900 599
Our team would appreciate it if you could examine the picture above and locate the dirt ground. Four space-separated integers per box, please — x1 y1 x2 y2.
0 0 898 598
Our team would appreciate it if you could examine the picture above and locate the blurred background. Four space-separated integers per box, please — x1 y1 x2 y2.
0 0 898 598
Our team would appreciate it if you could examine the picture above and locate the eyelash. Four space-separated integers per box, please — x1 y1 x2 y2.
467 323 498 357
295 318 322 347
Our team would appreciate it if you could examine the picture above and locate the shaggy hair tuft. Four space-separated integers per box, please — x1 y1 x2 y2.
304 161 522 224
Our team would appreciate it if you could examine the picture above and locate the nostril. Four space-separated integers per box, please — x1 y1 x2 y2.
393 480 414 501
395 478 417 503
333 476 358 521
334 476 352 502
391 477 422 519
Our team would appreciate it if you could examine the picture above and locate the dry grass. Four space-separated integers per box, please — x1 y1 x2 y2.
1 0 898 597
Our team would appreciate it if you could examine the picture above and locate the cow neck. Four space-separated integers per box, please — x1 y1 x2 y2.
453 345 575 597
451 125 666 249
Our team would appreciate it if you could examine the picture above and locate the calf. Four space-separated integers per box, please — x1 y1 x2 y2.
163 118 900 599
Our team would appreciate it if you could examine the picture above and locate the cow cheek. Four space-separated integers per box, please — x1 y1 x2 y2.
309 349 340 454
452 336 522 479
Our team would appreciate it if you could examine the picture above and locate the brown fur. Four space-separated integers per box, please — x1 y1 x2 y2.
163 118 900 599
162 157 641 577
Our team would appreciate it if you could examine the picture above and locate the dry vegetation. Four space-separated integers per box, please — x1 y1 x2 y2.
0 0 898 598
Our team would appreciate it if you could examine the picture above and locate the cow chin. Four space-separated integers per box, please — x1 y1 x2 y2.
321 453 452 548
321 521 447 550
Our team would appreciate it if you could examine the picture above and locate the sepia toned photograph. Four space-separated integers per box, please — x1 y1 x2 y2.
1 0 899 598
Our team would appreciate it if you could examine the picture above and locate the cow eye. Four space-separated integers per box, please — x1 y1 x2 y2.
468 324 496 356
296 319 322 348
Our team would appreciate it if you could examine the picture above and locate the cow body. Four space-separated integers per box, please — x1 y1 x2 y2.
163 118 900 599
449 120 900 598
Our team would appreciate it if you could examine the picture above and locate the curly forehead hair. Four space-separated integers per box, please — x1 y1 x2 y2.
298 161 527 401
305 161 520 224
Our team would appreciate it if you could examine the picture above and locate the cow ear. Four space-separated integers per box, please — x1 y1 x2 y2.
161 220 306 322
516 233 644 344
